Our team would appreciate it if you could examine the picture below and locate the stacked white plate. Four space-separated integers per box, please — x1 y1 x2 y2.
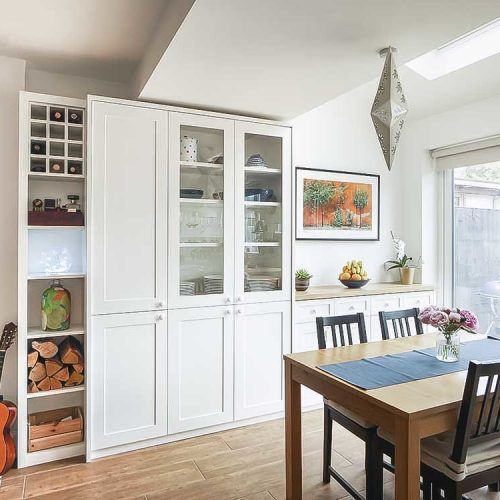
203 274 224 295
246 275 279 292
180 281 196 296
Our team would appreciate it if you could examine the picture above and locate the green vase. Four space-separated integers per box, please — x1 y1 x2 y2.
41 280 71 331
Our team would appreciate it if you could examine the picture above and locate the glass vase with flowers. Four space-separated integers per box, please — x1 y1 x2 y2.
418 306 478 362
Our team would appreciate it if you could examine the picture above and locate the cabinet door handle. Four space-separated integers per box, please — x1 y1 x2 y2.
349 305 355 311
236 296 242 302
310 309 316 314
224 309 232 315
236 308 242 314
155 314 165 321
156 301 165 308
225 297 232 304
384 302 390 307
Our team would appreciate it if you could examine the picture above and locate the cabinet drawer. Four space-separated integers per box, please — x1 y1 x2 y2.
295 302 331 324
370 295 401 315
294 322 320 352
335 297 369 316
402 292 433 310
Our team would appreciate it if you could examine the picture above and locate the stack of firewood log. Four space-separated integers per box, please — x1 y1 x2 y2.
27 336 84 393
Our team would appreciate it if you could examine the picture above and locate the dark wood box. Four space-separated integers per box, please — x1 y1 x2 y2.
28 211 84 226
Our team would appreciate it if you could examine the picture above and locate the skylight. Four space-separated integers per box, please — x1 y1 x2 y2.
406 18 500 80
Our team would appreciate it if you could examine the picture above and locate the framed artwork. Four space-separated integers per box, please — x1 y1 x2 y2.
296 167 380 241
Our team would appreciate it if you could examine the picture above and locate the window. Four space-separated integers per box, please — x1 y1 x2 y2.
452 162 500 334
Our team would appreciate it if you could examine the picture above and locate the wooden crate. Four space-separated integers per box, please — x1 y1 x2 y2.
28 407 83 452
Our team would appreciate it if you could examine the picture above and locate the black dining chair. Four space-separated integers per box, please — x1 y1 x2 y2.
418 359 500 499
379 307 424 340
316 313 391 499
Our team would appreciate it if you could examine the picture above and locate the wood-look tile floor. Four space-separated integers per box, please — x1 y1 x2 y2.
3 410 499 499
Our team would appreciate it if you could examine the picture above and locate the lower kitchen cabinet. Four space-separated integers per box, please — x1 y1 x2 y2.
234 301 291 419
168 306 234 434
91 311 168 450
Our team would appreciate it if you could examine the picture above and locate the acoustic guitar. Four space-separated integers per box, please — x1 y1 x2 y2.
0 322 17 476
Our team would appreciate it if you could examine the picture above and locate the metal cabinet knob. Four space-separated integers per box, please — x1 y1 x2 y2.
224 309 232 315
225 297 232 303
236 308 242 314
157 301 165 308
311 309 316 314
155 314 164 321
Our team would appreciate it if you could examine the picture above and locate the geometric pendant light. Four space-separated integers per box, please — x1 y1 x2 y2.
370 47 408 171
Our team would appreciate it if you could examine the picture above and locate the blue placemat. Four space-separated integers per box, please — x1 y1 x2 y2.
318 338 500 390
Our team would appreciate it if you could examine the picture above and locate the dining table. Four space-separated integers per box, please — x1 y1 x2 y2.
284 332 492 500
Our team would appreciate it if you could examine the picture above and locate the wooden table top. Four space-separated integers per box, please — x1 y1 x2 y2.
295 282 435 301
284 333 489 418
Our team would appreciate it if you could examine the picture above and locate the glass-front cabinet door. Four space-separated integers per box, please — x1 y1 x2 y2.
235 122 291 303
168 113 235 308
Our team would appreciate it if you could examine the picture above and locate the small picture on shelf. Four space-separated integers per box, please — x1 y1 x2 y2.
31 140 46 156
68 109 83 125
49 160 64 174
30 158 46 173
27 336 84 394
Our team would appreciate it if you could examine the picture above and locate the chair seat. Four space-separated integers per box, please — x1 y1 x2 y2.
324 398 373 428
378 428 500 481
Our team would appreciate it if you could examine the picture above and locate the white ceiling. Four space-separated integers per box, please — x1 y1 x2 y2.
0 0 168 82
140 0 500 120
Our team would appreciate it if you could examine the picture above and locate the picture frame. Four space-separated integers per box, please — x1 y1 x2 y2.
295 167 380 241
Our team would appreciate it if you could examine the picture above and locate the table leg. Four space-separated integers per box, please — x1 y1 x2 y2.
285 361 302 500
394 416 421 500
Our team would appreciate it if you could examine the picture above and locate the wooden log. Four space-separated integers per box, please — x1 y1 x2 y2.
49 378 62 390
37 377 51 392
73 363 84 374
31 340 58 359
52 366 69 382
59 337 83 365
65 369 84 387
27 350 39 368
28 362 47 382
27 381 39 393
45 356 63 377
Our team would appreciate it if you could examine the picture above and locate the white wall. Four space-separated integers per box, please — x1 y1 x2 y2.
291 81 405 285
26 68 131 100
398 92 500 299
0 56 26 401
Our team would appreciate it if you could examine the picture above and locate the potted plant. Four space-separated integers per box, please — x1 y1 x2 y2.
385 232 420 285
418 306 478 362
295 268 312 292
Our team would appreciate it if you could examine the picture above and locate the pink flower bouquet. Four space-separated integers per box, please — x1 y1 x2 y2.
418 306 478 335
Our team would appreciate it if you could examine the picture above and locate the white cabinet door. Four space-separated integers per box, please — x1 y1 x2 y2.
234 122 292 304
89 99 167 314
234 301 291 419
168 306 234 433
90 311 167 450
168 112 235 309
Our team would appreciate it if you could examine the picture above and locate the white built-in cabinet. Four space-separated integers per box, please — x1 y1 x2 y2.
167 306 234 433
90 311 167 449
88 96 292 458
89 101 167 315
234 301 291 419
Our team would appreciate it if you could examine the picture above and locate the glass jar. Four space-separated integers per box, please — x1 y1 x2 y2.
41 279 71 331
436 330 460 362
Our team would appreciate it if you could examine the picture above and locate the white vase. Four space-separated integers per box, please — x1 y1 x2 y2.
436 330 460 362
180 136 198 162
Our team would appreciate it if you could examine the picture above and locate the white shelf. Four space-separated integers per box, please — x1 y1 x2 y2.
28 272 85 280
180 241 222 248
180 161 223 172
180 198 223 205
24 442 85 467
244 242 280 247
29 172 85 181
244 166 281 174
28 225 85 230
244 201 281 207
27 386 85 399
27 324 85 339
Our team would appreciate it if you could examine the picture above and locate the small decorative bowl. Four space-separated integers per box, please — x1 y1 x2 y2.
340 279 370 289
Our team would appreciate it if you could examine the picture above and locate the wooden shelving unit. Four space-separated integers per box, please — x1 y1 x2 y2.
18 92 87 468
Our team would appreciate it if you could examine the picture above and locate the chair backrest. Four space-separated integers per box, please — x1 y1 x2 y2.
451 360 500 465
316 313 368 349
378 308 424 340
